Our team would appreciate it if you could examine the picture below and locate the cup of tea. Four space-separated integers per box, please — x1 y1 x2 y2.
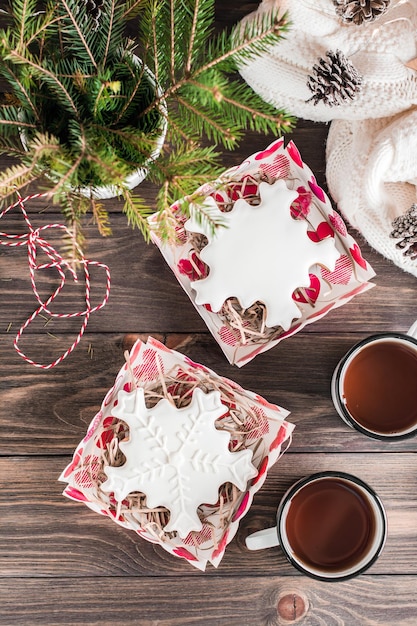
245 471 387 581
331 321 417 440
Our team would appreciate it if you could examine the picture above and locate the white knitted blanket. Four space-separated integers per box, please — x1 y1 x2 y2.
239 0 417 122
326 110 417 277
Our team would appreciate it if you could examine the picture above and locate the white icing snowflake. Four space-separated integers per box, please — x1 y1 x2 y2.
101 387 257 538
185 179 339 330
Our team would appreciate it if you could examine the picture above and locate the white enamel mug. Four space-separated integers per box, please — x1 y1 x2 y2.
331 320 417 440
245 471 387 582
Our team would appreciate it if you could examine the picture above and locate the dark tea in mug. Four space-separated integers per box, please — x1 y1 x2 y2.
285 477 375 572
332 333 417 440
277 472 387 581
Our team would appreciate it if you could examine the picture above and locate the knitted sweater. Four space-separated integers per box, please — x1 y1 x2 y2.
326 109 417 277
239 0 417 122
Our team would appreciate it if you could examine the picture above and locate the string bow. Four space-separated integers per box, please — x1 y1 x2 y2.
0 193 111 368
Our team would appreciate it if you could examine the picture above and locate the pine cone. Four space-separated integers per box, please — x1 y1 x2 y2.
390 204 417 260
306 50 363 107
333 0 391 25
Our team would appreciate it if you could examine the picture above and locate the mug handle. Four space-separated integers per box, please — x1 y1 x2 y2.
407 320 417 339
245 526 279 550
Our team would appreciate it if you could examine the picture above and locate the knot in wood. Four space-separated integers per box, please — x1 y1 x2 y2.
277 592 308 622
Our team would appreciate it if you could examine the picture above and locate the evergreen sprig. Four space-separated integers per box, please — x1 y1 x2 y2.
0 0 294 249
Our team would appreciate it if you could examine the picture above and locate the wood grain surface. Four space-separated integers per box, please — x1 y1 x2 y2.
1 3 417 625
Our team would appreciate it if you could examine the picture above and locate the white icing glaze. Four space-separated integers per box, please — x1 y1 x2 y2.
101 387 257 539
185 179 339 330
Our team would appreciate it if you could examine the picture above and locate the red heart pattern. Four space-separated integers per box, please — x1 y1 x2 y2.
178 254 208 280
307 221 335 242
259 154 290 179
291 186 312 218
63 447 84 478
219 325 239 346
251 455 268 486
173 547 199 561
232 491 251 522
350 243 368 269
269 423 290 452
83 412 103 443
74 455 100 488
254 139 284 160
292 273 321 304
308 177 326 203
184 524 213 546
329 210 347 236
133 349 163 381
287 141 303 167
64 486 89 502
129 341 143 363
245 405 270 440
211 530 230 559
321 254 353 285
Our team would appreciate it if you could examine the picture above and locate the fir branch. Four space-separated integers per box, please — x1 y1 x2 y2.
61 222 85 265
0 61 41 123
102 0 117 66
58 193 88 261
112 58 148 126
3 1 59 54
228 9 290 68
175 94 238 148
60 0 98 68
122 191 155 240
0 0 294 250
0 162 39 197
148 0 192 86
174 190 227 237
185 0 201 74
0 117 35 130
170 0 175 82
91 198 112 236
7 50 79 116
22 4 61 51
138 8 288 119
153 2 162 87
148 141 222 190
80 159 126 191
17 0 32 50
187 79 295 134
154 191 225 243
149 144 223 212
122 0 145 19
163 111 194 144
47 149 86 196
190 10 288 79
25 131 61 154
91 123 160 163
0 135 28 156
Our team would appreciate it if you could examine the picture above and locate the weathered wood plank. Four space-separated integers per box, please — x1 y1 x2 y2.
1 1 415 624
1 575 417 626
1 205 416 336
2 332 417 455
1 454 416 578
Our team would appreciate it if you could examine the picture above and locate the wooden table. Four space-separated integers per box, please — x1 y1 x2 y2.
1 4 417 625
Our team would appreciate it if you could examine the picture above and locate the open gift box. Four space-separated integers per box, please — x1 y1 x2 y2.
60 337 293 570
149 139 375 366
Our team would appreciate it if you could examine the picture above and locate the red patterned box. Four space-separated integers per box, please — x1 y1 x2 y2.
149 139 375 366
60 337 293 570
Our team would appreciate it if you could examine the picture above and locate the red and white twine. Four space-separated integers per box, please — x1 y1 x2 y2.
0 193 111 369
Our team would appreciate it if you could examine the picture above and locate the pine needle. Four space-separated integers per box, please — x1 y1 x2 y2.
0 0 295 251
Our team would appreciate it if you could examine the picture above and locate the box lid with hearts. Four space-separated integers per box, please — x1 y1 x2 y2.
149 139 375 366
59 336 294 570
